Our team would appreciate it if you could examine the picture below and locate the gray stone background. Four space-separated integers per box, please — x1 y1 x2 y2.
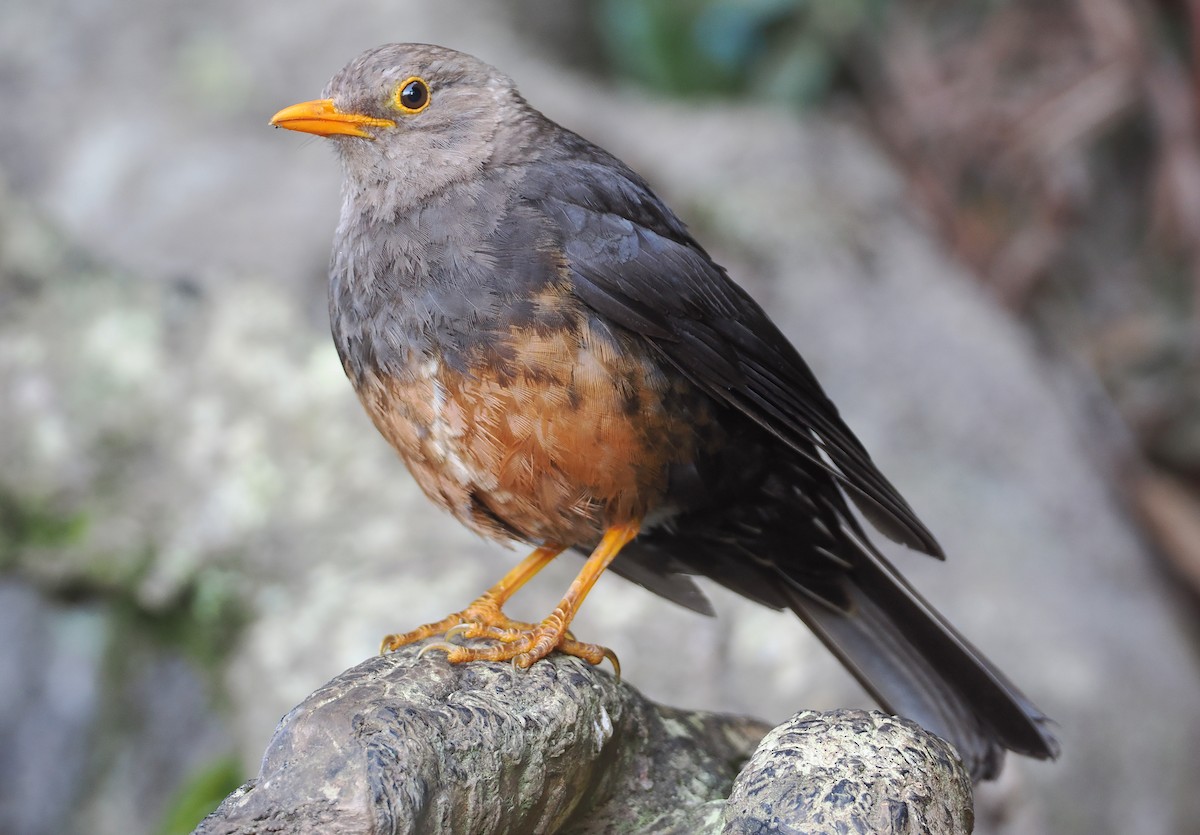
1 1 1198 834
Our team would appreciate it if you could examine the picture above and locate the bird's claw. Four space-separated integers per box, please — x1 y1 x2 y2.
399 623 618 673
600 647 621 680
416 640 460 661
443 622 476 642
382 602 616 672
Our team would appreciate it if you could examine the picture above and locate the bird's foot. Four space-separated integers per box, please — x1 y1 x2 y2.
416 607 620 676
378 596 526 654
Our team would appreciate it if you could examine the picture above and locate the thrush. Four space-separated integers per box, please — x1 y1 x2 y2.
271 43 1059 779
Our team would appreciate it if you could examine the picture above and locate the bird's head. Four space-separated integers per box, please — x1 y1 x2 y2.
271 44 523 209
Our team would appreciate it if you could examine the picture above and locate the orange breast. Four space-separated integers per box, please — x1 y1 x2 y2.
352 308 712 548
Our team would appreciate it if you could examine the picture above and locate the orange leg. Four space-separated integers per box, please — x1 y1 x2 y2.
418 521 640 673
380 543 564 653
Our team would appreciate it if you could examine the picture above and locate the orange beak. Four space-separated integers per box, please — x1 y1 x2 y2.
270 99 395 139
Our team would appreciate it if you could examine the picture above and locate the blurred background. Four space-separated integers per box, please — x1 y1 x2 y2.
2 1 1199 833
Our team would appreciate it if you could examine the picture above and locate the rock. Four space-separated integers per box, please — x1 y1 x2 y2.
195 645 969 835
723 711 973 835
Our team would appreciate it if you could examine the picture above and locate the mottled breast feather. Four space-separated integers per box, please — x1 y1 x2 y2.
351 292 720 547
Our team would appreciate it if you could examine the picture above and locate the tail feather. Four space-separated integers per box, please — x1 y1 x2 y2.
781 528 1060 780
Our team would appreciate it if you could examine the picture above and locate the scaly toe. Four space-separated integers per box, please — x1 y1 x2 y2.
396 618 616 672
380 633 408 654
380 599 537 655
555 636 619 674
379 613 469 654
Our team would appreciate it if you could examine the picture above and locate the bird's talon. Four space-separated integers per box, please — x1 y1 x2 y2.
602 648 621 680
417 641 458 661
443 623 475 641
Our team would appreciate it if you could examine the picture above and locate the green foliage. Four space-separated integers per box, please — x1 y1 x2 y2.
156 755 244 835
594 0 885 107
104 567 245 673
1 495 247 676
0 492 89 567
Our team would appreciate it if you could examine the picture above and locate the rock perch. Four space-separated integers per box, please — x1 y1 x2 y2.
196 644 973 834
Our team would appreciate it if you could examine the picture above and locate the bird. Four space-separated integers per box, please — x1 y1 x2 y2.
270 42 1059 780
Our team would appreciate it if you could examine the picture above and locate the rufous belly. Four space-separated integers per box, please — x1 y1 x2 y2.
352 316 706 547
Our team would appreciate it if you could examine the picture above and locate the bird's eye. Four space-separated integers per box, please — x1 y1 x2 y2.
394 77 430 114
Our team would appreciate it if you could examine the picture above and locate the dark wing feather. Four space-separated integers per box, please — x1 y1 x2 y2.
522 145 942 557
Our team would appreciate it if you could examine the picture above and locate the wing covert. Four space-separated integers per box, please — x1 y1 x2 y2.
520 147 942 556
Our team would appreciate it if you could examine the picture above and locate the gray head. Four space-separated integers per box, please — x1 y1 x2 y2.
272 44 530 208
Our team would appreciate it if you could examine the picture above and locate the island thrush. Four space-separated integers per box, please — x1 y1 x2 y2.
271 43 1059 779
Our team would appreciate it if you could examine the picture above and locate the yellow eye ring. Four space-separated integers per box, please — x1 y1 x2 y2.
394 76 431 114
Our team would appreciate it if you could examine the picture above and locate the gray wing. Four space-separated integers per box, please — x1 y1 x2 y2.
520 141 942 558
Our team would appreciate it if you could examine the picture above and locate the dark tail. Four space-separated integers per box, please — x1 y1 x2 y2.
781 526 1060 780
